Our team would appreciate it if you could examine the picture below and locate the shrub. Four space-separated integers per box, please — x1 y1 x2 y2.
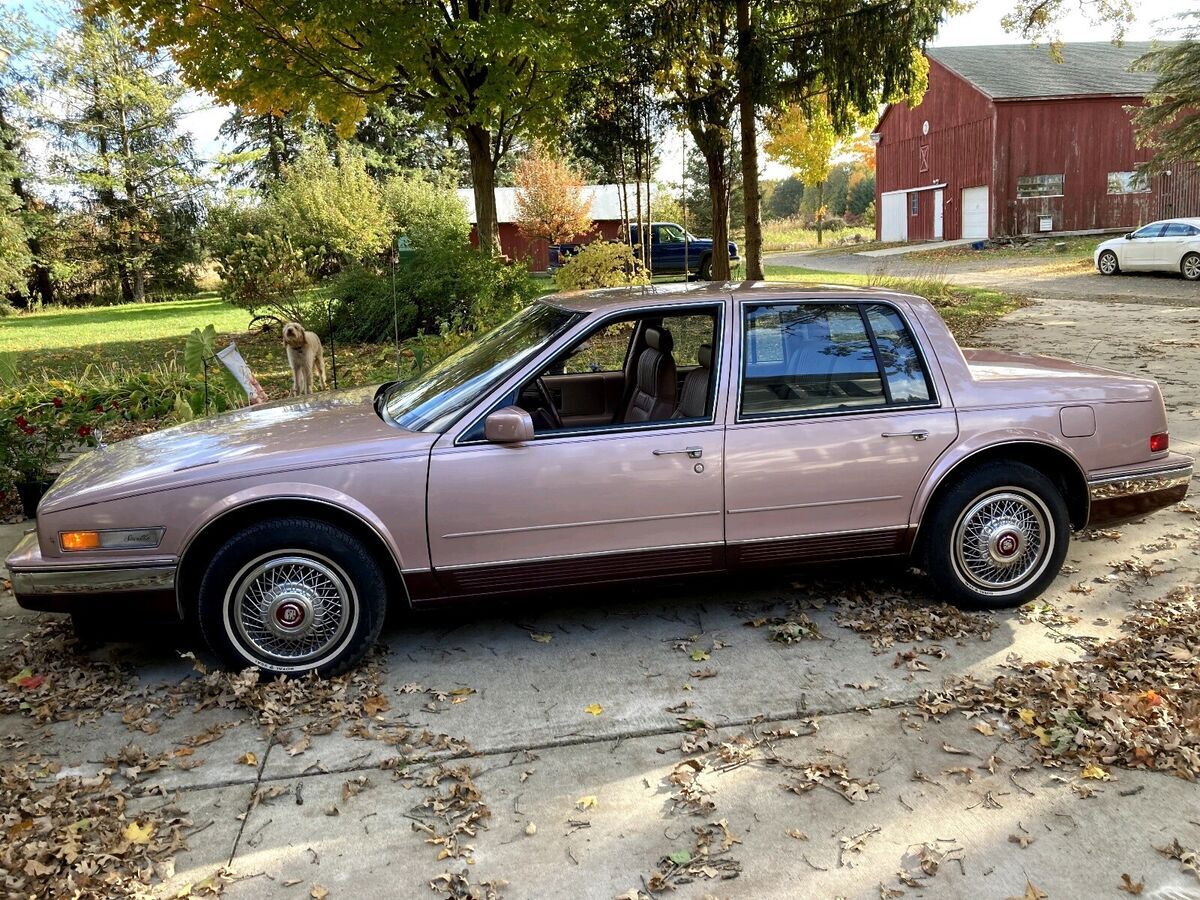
268 143 389 269
381 173 470 250
0 359 237 486
554 242 648 292
328 266 416 344
330 249 541 344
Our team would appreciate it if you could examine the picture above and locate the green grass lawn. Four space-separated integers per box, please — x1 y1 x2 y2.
3 292 254 381
911 234 1102 266
762 264 1027 341
737 220 875 253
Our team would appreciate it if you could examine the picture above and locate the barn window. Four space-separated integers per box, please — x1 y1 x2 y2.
1107 171 1150 195
1017 174 1064 198
910 194 919 216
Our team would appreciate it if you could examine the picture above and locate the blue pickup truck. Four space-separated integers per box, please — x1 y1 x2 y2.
550 222 739 280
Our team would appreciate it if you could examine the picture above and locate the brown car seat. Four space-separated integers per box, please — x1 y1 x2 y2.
621 327 677 423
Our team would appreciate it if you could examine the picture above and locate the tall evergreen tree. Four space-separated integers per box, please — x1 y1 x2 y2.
41 12 203 302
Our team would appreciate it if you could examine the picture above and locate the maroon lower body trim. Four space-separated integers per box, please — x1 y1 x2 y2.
727 527 912 568
1086 483 1189 529
406 528 914 605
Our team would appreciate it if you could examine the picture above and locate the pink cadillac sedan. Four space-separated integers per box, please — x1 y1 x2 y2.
7 284 1192 675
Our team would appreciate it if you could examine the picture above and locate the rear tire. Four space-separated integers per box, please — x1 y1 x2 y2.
197 517 387 676
1097 250 1120 276
1182 252 1200 281
922 462 1069 610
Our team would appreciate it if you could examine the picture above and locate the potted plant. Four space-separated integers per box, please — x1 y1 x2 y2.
0 398 106 518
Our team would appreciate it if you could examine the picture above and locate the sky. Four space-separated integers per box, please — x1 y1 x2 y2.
13 0 1200 186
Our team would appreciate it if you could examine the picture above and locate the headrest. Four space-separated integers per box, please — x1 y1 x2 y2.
697 344 712 368
645 327 674 355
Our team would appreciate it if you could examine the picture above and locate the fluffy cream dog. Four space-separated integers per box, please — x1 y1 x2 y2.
282 321 326 395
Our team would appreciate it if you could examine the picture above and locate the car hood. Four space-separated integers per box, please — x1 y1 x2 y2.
961 348 1159 402
42 386 436 513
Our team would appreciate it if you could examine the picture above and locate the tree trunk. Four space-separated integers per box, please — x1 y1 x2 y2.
736 0 763 280
816 181 824 245
690 125 731 281
464 125 500 257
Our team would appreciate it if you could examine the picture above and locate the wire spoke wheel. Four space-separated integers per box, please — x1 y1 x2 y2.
227 551 357 667
951 488 1054 596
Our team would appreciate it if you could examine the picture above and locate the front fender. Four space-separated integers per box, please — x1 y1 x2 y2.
178 481 410 574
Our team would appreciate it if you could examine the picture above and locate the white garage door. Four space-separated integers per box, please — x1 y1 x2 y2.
961 186 989 239
880 193 908 242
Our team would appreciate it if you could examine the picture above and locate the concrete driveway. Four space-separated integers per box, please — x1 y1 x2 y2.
3 295 1200 899
771 246 1200 306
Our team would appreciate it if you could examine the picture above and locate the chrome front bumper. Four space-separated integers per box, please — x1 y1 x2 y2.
1087 455 1193 527
6 530 178 614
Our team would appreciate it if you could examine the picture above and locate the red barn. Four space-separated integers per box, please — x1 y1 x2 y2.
873 42 1199 243
458 185 649 271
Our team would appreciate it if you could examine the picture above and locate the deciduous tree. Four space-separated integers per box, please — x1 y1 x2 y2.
514 145 594 246
1134 12 1200 168
101 0 610 257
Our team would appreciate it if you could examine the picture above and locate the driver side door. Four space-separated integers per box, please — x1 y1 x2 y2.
423 302 729 598
1123 223 1167 269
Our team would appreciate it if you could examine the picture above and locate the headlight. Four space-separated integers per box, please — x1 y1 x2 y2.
59 528 165 551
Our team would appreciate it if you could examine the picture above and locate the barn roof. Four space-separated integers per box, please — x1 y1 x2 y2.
927 42 1164 100
457 184 650 225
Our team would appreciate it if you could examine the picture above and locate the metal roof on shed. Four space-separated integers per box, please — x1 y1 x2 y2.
927 42 1164 100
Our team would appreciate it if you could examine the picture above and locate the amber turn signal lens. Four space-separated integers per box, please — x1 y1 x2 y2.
1150 432 1169 453
60 531 102 551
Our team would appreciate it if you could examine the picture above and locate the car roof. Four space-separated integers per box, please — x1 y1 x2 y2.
1148 218 1200 227
543 281 910 314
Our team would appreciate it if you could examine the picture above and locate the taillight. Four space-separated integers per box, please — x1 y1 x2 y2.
1150 432 1169 453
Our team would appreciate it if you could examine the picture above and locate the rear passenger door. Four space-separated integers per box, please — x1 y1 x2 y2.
724 299 958 565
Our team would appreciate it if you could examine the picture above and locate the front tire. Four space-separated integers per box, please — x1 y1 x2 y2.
698 254 712 280
922 463 1069 609
197 518 387 676
1097 250 1120 276
1182 252 1200 281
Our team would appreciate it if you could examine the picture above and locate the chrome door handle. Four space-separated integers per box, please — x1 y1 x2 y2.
881 430 929 441
653 446 703 459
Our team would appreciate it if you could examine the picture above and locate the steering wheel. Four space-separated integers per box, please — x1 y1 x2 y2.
534 376 564 430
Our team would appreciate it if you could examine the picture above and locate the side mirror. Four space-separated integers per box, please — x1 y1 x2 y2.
1125 233 1133 240
485 406 535 444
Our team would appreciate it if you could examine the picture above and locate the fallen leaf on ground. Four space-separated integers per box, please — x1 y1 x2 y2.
1120 874 1144 895
1007 880 1048 900
530 632 553 643
1080 763 1110 780
123 820 154 845
576 795 598 810
311 885 328 899
584 703 603 716
238 751 258 766
690 649 710 662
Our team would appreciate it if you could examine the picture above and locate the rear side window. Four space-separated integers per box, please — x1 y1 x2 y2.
863 304 932 404
740 301 932 418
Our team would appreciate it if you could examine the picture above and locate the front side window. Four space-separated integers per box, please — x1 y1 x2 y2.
654 224 687 244
741 302 931 418
1017 174 1064 198
1131 223 1167 239
1107 171 1150 195
382 302 580 432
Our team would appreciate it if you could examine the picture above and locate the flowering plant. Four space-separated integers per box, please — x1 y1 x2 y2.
0 398 112 484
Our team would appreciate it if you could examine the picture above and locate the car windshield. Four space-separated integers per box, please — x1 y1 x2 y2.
380 302 580 433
